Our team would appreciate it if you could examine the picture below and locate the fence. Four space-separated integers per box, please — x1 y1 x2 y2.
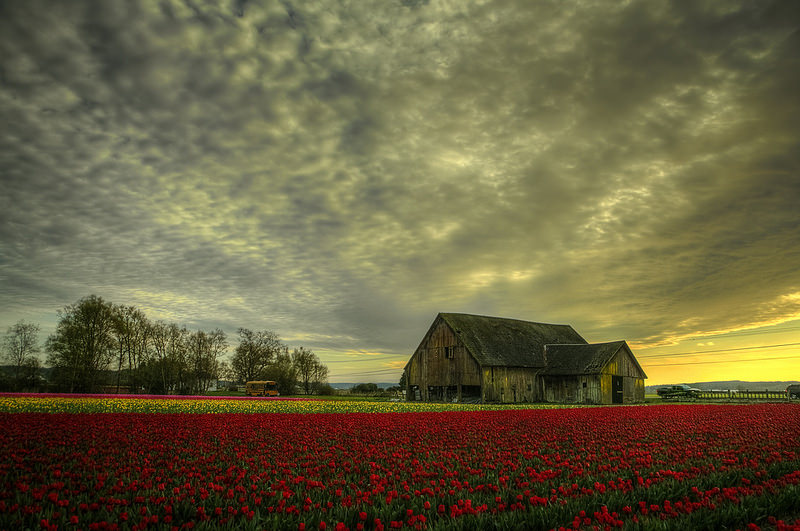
696 389 788 400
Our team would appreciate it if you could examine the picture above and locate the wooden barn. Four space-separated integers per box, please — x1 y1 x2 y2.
404 313 646 404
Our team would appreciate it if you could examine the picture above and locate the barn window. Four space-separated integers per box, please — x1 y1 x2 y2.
444 346 454 359
582 382 587 388
527 383 531 391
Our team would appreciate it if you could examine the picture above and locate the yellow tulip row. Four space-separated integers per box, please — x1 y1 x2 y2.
0 395 577 414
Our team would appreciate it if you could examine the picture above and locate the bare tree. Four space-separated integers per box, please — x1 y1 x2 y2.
185 330 207 394
185 328 227 394
145 321 169 393
112 305 150 393
216 360 235 389
145 322 189 394
169 324 190 394
2 321 41 390
206 329 227 392
231 328 283 383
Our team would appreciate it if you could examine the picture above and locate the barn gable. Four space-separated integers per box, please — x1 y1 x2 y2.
438 313 587 368
542 341 647 378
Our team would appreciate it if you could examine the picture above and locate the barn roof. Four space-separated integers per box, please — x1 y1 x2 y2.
541 341 645 376
438 313 588 368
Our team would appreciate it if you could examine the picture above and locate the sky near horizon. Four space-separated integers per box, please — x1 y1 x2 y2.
1 0 799 385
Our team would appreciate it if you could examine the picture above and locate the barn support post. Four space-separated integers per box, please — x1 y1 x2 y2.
457 383 462 402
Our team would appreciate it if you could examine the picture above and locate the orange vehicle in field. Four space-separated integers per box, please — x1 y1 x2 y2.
245 381 280 397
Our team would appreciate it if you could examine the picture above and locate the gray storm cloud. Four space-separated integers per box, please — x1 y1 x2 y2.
1 0 799 376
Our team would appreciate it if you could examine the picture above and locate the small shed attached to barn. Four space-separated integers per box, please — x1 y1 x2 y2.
541 342 646 404
404 313 646 404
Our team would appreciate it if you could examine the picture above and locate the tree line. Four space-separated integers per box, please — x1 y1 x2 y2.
1 294 329 395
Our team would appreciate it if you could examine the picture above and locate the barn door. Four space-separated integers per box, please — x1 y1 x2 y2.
612 376 623 404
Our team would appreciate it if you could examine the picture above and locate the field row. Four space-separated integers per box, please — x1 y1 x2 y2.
1 405 799 530
0 394 575 414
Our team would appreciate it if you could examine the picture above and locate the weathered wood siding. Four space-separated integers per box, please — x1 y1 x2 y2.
542 348 645 404
598 347 645 403
406 318 481 401
594 374 644 403
481 366 539 402
542 375 602 403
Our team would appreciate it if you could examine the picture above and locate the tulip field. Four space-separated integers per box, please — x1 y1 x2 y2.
1 397 799 531
0 393 570 414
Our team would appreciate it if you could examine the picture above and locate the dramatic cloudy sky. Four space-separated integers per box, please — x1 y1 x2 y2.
2 0 799 384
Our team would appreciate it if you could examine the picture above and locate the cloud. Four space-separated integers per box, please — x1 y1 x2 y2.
1 0 798 378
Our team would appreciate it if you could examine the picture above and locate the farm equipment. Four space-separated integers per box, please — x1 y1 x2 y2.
656 384 701 400
787 384 800 399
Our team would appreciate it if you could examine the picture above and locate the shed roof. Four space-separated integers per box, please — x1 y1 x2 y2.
541 341 644 376
438 313 587 368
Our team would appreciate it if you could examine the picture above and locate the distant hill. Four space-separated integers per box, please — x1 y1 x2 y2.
328 382 398 390
646 380 800 393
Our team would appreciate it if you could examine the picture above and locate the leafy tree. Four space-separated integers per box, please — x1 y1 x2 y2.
19 356 41 390
352 382 379 395
316 383 336 396
46 295 116 393
291 347 329 395
231 328 283 383
2 320 41 390
263 347 297 396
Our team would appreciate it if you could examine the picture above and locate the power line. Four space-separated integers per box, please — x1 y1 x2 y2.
628 325 800 343
637 341 800 359
323 351 401 358
340 368 400 374
643 355 800 368
328 339 800 374
324 357 404 364
332 368 401 377
698 326 800 339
